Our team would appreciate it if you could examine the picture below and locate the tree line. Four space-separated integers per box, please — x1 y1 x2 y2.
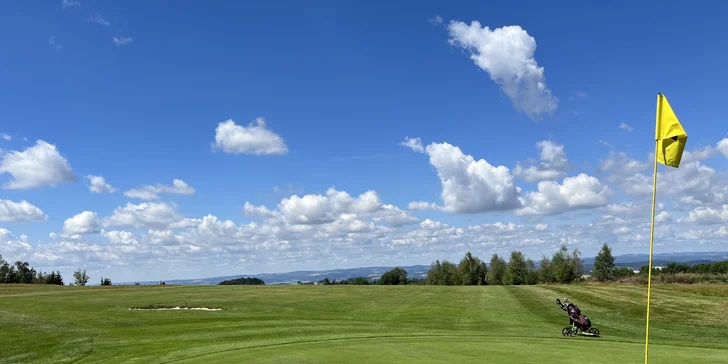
427 245 584 285
218 277 265 285
591 243 728 283
0 255 64 285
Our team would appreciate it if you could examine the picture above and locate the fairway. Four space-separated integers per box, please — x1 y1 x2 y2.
1 284 727 363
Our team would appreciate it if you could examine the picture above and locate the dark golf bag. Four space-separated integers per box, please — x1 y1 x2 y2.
557 298 591 331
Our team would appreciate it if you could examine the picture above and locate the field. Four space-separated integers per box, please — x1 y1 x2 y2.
1 284 727 363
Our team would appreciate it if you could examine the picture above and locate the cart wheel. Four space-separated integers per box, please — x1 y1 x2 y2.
590 328 600 337
562 327 570 337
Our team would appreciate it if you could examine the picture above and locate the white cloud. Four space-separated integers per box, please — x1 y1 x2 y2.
212 118 288 155
124 179 195 200
513 140 568 182
599 152 648 175
447 21 557 120
655 211 671 223
681 205 728 224
100 229 139 245
0 199 47 222
619 122 633 132
517 174 611 216
535 223 548 231
103 202 186 230
1 133 11 141
575 91 588 98
408 201 441 211
400 136 424 153
0 140 76 189
88 13 110 27
62 211 100 235
716 138 728 158
682 146 718 163
419 142 520 213
276 188 383 225
429 15 443 25
0 229 31 256
371 204 419 227
62 0 80 9
48 36 63 51
243 202 278 220
112 36 133 46
86 175 116 193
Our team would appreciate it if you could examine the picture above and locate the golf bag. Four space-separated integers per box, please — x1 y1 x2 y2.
556 298 591 331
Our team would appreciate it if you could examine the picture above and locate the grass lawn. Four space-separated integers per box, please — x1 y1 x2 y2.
1 284 727 363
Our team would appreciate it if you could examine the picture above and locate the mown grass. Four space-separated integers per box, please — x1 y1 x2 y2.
0 284 726 363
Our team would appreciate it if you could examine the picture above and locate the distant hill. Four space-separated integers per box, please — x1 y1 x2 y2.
121 251 728 285
123 265 431 286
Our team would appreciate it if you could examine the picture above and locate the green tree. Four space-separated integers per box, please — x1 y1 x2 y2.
14 261 36 284
73 268 90 286
0 255 12 283
379 267 408 285
614 267 635 280
486 254 507 285
427 260 443 285
504 251 528 285
457 252 486 285
592 243 616 281
426 260 460 285
551 246 584 284
100 277 112 286
525 259 539 285
537 256 555 283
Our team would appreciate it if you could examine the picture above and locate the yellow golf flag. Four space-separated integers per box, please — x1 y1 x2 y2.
655 94 687 168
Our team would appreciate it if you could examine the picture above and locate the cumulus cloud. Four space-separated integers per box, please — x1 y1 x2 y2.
112 36 133 46
0 228 31 256
447 21 557 120
400 136 424 153
0 199 47 222
276 188 383 225
408 201 441 211
62 211 100 235
0 141 76 189
655 211 671 223
420 142 521 213
599 152 649 175
212 118 288 155
103 202 187 230
371 204 419 227
86 175 116 193
1 133 11 141
716 138 728 158
100 229 139 245
513 140 568 182
619 122 633 132
681 205 728 224
124 179 195 200
681 145 718 164
517 174 611 216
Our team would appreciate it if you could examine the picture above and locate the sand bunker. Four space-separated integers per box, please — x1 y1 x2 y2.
128 306 222 311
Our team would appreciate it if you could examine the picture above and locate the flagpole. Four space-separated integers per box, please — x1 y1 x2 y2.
644 93 662 364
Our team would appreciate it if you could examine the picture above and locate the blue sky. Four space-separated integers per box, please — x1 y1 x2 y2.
2 1 728 282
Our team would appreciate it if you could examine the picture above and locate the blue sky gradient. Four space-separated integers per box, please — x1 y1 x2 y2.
1 1 728 281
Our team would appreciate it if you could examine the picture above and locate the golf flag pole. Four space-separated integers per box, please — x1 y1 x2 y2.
644 97 660 364
645 93 687 364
